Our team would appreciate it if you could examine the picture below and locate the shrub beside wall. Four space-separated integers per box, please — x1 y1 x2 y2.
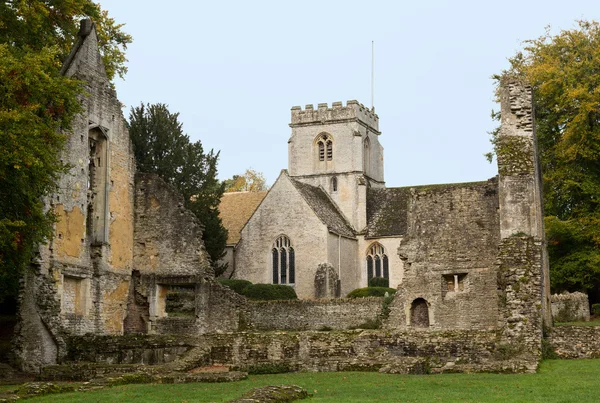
218 279 253 295
347 287 396 298
368 277 390 288
242 284 298 301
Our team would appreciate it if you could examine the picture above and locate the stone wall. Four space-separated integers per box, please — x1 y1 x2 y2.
66 330 537 374
547 326 600 359
134 173 211 277
246 298 382 331
387 180 501 331
551 292 590 322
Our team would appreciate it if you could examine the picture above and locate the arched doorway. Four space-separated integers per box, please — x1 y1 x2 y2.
410 298 430 328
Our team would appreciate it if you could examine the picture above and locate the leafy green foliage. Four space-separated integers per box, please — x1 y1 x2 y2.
128 103 228 275
0 0 132 80
241 284 298 301
346 287 396 298
491 20 600 302
0 45 81 302
592 304 600 316
368 277 389 288
218 279 253 295
0 1 129 303
224 168 268 192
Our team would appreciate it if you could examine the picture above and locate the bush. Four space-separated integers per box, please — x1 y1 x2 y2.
346 287 396 298
592 303 600 316
218 279 253 295
242 283 298 301
368 277 389 288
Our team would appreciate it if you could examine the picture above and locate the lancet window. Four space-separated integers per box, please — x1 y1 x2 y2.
272 235 295 284
366 242 389 280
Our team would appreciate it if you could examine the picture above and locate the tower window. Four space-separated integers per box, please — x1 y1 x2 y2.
272 235 295 284
315 133 333 167
331 177 338 192
366 242 389 281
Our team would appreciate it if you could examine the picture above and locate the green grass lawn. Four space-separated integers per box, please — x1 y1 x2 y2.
27 360 600 403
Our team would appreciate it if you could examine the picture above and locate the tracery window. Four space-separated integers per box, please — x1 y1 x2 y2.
316 133 333 162
366 242 389 281
272 235 295 284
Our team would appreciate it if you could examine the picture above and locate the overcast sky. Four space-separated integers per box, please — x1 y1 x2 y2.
100 0 598 188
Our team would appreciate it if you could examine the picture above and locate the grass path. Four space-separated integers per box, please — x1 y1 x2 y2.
29 359 600 403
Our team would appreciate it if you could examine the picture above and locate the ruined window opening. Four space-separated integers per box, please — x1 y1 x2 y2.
87 128 108 245
272 235 295 284
410 298 430 328
366 242 388 281
331 177 338 192
443 273 467 294
61 275 90 317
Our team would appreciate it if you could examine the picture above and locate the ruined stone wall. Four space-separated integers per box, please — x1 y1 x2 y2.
246 298 382 331
67 330 537 374
547 326 600 359
234 174 329 299
133 173 211 277
551 292 590 323
387 180 501 331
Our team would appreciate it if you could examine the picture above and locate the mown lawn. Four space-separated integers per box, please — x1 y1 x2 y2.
29 359 600 403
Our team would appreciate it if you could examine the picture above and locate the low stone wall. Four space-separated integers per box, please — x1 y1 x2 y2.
153 317 197 335
547 326 600 359
247 298 382 331
67 330 538 374
551 292 590 322
67 334 196 365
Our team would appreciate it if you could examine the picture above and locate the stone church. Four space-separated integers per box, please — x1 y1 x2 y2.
222 90 552 327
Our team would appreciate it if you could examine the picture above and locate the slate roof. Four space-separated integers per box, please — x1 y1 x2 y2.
289 178 356 238
366 180 496 238
219 191 268 245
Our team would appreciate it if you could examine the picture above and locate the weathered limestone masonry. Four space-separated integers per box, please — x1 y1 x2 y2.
14 21 216 373
547 326 600 359
550 292 590 323
15 21 135 372
385 180 500 331
246 298 382 331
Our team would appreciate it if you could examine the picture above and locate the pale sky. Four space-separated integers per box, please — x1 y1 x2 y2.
100 0 597 188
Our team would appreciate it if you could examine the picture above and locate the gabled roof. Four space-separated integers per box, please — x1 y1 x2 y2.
219 191 268 245
289 177 355 238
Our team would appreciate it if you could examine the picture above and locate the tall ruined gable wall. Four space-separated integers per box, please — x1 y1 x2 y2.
387 180 501 330
133 173 211 277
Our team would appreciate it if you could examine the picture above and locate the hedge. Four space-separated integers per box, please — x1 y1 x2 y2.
368 277 389 288
242 284 298 301
218 279 253 295
347 287 396 298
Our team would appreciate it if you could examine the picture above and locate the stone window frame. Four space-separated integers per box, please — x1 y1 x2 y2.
314 133 334 170
87 124 110 245
272 235 295 285
366 242 389 281
442 272 468 298
60 273 92 317
331 176 338 192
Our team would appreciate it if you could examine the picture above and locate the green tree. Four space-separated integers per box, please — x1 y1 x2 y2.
0 2 130 303
490 20 600 302
128 103 229 276
0 0 132 80
224 168 268 192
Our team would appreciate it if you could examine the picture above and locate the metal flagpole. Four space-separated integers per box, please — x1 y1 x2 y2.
371 40 375 110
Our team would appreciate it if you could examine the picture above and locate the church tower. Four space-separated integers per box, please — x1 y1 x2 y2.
288 101 384 231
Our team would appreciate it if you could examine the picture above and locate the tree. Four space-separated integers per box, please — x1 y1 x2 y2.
0 2 130 303
128 103 229 276
0 0 132 80
490 20 600 302
224 168 268 192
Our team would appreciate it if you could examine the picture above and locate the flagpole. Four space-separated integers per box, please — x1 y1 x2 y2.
371 40 374 110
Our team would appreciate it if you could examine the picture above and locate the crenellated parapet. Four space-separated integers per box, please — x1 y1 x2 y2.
290 100 379 132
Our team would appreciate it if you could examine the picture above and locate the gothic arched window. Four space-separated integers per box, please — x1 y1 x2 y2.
366 242 389 281
272 235 295 284
315 133 333 164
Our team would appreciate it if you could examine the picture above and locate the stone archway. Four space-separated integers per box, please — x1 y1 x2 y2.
410 298 430 328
